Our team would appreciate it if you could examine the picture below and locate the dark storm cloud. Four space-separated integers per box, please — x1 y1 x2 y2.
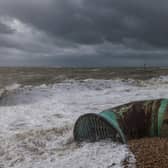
1 0 168 48
0 0 168 66
0 21 14 34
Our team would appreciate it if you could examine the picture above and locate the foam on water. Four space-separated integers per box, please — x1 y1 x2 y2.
0 83 21 100
1 76 168 167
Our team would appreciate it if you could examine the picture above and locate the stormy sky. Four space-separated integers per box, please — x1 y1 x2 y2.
0 0 168 67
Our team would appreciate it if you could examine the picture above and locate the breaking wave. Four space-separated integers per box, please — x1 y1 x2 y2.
1 76 168 167
0 83 21 100
0 127 135 168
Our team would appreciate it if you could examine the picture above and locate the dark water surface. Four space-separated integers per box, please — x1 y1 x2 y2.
0 67 168 88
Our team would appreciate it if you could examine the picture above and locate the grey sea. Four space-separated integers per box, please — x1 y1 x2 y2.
0 67 168 168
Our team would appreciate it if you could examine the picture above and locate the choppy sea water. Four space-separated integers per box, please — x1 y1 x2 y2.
1 75 168 168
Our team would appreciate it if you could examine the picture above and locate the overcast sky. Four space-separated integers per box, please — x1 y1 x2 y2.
0 0 168 67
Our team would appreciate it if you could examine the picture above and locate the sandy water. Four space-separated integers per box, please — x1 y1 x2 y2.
0 75 168 167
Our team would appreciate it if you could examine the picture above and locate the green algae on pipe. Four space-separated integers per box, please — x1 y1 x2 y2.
99 111 126 143
158 99 168 136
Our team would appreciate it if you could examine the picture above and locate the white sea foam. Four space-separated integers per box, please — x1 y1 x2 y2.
1 76 168 167
5 83 21 91
0 83 21 98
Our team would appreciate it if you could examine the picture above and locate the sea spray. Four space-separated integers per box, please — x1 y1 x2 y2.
1 76 168 167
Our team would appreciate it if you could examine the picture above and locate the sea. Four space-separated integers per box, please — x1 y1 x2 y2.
0 67 168 168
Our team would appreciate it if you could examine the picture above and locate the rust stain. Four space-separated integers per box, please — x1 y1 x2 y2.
111 99 166 139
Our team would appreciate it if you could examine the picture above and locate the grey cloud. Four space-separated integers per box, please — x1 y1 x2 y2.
0 0 168 66
0 0 168 48
0 0 167 48
0 21 14 34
